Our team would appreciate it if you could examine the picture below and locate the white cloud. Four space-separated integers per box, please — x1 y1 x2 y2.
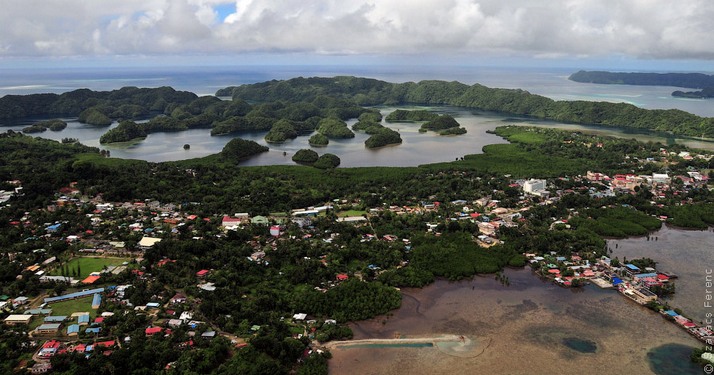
0 0 712 60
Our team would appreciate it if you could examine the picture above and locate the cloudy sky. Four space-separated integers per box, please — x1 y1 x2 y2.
0 0 712 69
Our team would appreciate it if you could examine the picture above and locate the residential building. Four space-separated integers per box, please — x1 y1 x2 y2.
4 314 33 326
586 171 606 182
35 323 62 334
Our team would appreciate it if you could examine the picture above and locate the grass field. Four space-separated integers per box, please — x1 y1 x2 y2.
505 129 548 144
26 296 96 330
338 210 367 217
49 257 128 280
47 296 96 318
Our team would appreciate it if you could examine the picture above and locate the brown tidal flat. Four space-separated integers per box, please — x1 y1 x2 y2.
329 269 699 375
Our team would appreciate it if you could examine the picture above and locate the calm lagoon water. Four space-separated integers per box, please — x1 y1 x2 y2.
3 107 714 165
0 107 511 165
611 226 714 323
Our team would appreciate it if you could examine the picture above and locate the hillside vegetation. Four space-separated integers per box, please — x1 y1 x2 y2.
218 76 714 137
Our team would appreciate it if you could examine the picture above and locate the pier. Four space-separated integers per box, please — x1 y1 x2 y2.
326 334 488 358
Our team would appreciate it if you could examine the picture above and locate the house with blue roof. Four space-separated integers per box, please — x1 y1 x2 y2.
46 223 61 232
624 264 642 277
44 287 104 304
625 264 640 272
85 327 101 334
78 314 90 325
91 293 102 309
67 324 80 336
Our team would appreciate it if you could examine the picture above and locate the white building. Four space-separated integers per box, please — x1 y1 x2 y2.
652 173 671 185
4 314 33 326
523 179 547 196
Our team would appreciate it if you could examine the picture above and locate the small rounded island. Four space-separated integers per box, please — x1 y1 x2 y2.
183 144 190 150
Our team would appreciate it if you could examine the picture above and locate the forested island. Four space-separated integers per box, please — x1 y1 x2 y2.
0 86 197 121
308 133 329 146
419 114 462 133
569 70 714 99
290 149 340 169
385 109 439 122
363 127 402 148
672 87 714 99
291 149 319 164
22 119 67 134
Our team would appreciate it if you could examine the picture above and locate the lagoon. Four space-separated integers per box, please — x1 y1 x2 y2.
3 106 714 166
3 65 714 165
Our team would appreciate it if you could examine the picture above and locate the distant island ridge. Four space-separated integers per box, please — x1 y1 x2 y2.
569 70 714 98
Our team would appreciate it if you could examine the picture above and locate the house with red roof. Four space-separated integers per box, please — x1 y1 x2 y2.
221 216 244 229
336 273 349 281
95 340 116 348
145 327 163 336
82 275 101 284
156 259 176 267
132 269 145 277
196 269 210 278
39 340 61 358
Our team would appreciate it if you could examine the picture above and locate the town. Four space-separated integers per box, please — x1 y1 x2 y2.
2 126 714 373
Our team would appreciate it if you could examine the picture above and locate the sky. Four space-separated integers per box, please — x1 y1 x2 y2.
0 0 713 71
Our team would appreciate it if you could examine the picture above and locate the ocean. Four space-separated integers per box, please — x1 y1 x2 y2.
2 65 714 117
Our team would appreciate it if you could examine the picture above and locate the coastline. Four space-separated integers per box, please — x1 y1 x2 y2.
329 268 701 375
611 226 714 323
